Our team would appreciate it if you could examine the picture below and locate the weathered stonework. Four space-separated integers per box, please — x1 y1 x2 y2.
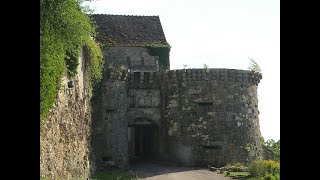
89 14 264 170
104 47 159 72
40 14 265 179
40 50 94 179
162 69 263 167
92 60 263 169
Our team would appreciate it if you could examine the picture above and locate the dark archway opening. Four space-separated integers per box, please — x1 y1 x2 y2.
128 118 159 164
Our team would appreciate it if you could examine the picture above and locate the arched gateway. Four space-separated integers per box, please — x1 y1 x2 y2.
128 118 159 163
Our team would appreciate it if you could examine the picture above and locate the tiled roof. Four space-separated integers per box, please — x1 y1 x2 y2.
90 14 169 46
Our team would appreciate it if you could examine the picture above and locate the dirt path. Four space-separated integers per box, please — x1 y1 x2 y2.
129 162 232 180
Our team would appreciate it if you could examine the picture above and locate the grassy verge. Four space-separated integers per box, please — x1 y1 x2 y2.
223 171 251 179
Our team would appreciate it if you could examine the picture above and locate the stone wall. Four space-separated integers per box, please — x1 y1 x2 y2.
40 49 94 179
127 69 263 167
91 65 129 170
92 68 263 169
104 47 159 72
161 69 263 167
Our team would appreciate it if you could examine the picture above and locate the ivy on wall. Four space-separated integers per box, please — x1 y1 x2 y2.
65 45 81 77
40 0 104 124
144 43 171 71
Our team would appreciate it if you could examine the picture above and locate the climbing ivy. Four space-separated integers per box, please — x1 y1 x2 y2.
244 143 255 153
84 38 104 89
144 43 171 70
40 0 103 124
65 45 81 77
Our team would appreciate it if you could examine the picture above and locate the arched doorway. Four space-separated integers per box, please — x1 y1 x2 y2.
128 118 159 163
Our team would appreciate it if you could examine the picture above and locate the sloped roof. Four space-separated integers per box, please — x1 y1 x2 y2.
90 14 169 46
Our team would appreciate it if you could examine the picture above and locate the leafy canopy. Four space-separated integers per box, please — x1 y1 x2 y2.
264 139 280 161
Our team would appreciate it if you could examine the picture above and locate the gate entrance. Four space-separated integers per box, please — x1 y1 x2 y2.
128 118 158 163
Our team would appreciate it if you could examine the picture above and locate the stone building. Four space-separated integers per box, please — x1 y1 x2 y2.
90 14 263 170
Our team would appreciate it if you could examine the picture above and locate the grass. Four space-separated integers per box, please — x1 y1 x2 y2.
223 171 280 180
223 171 251 179
91 170 138 180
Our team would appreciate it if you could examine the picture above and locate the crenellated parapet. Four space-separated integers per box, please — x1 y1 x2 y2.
127 68 262 88
105 65 129 81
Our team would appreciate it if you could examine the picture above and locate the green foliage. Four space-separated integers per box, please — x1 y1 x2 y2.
40 28 67 124
144 43 171 70
248 160 280 178
91 170 135 180
249 160 265 177
84 37 104 88
233 162 246 169
248 57 262 73
40 0 102 124
225 162 247 169
264 139 280 161
203 64 210 73
65 45 81 77
244 143 254 153
223 171 250 179
262 173 280 180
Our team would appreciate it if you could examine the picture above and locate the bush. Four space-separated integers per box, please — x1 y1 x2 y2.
264 139 280 161
224 162 248 172
262 173 280 180
249 160 280 178
249 160 264 177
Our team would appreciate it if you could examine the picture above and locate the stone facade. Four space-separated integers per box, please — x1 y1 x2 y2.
91 48 263 169
40 14 265 179
163 69 263 167
40 49 94 179
104 47 159 72
89 14 264 170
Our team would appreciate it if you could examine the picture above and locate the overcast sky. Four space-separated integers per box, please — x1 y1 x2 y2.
82 0 280 141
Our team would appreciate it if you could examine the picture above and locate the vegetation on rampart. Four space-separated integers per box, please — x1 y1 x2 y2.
40 0 104 124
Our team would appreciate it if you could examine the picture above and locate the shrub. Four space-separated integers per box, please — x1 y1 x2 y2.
248 57 262 73
262 173 280 180
264 139 280 161
249 160 265 177
264 160 280 175
224 162 248 172
249 160 280 178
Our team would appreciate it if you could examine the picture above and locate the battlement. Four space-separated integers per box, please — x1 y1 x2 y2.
105 67 129 81
128 71 162 89
127 68 262 88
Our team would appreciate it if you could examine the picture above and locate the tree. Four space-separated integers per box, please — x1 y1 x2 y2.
264 139 280 161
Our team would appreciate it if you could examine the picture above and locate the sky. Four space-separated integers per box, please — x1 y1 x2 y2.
82 0 280 141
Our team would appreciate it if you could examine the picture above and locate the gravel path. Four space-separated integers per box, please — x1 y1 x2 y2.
130 162 232 180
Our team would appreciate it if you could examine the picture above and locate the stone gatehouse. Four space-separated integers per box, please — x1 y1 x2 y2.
90 14 263 170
